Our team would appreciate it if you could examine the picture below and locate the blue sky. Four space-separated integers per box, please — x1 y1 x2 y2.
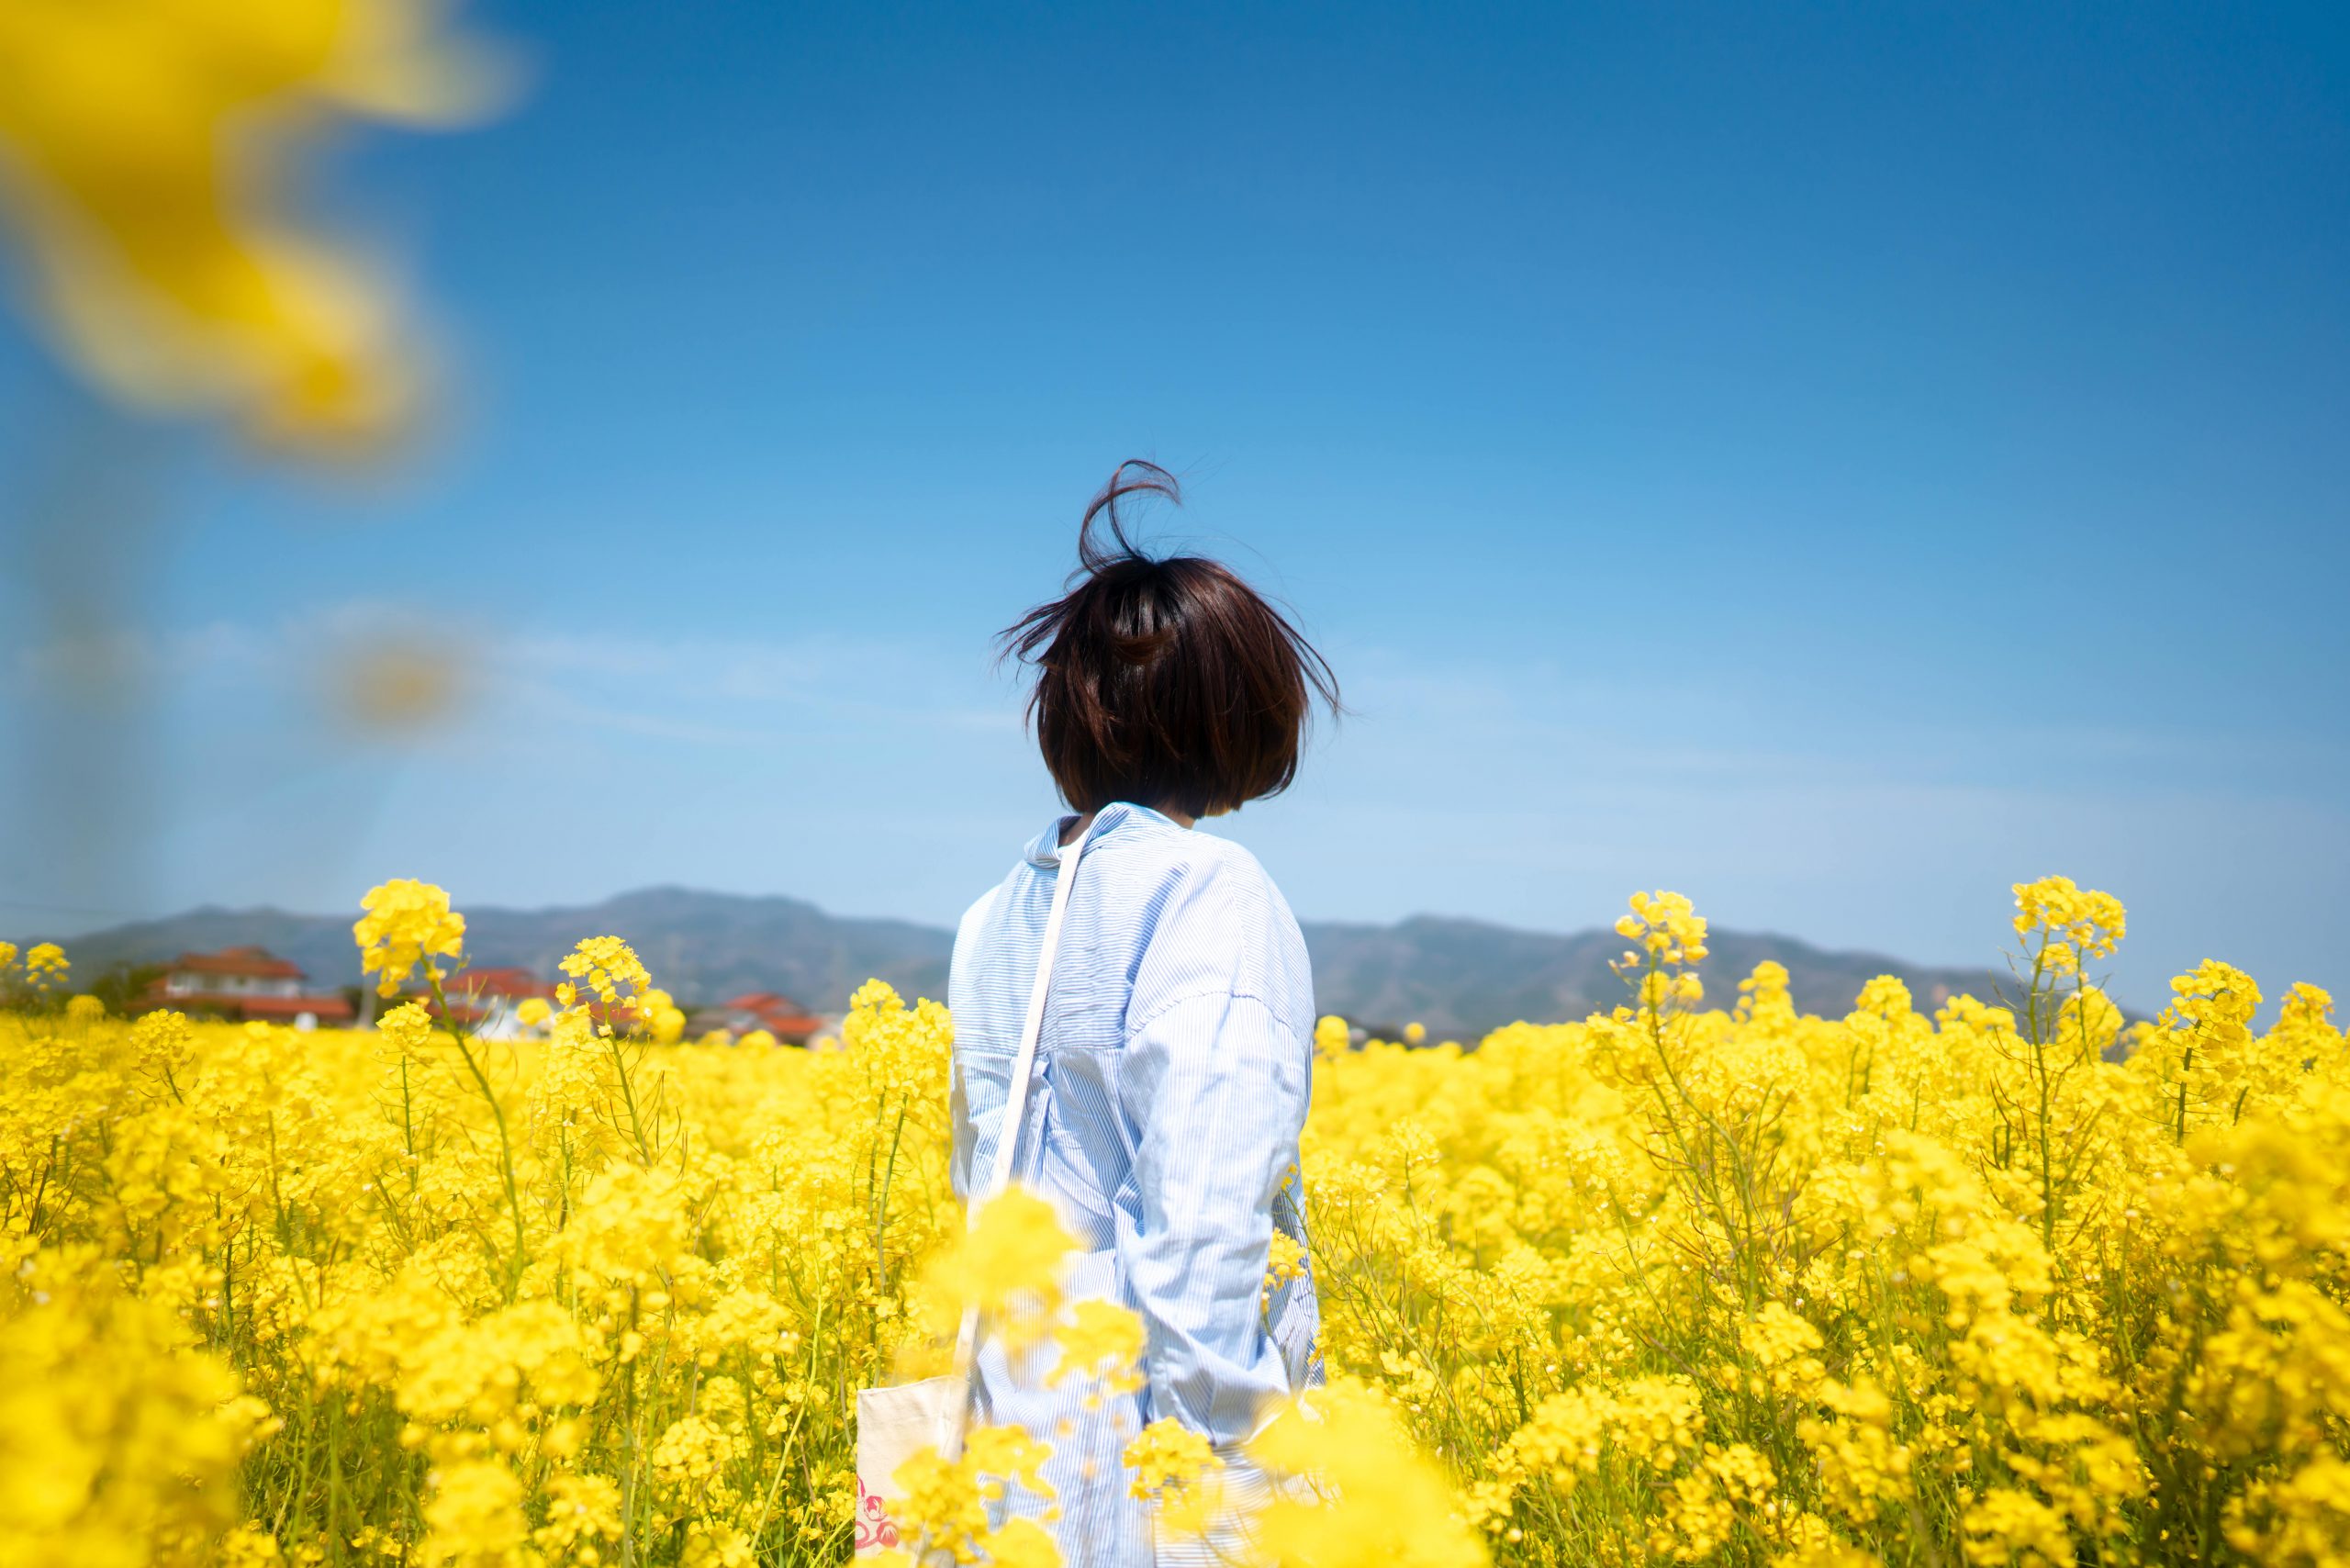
3 1 2345 1013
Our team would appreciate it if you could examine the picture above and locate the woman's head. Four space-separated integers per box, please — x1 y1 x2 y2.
1002 461 1339 819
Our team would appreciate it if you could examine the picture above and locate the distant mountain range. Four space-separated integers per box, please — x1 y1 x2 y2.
1300 916 2014 1038
20 887 2018 1037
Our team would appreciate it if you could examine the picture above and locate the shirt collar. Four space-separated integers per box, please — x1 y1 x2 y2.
1020 801 1179 868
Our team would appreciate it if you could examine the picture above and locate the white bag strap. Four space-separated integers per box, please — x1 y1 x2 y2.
949 816 1100 1402
985 820 1095 1201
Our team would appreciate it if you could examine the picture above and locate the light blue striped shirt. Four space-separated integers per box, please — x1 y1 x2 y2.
949 801 1322 1563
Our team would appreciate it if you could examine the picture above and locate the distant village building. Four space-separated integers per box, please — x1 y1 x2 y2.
432 967 558 1039
146 946 353 1029
699 991 826 1045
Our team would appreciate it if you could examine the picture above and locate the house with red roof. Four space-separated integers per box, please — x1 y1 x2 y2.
144 946 353 1028
700 991 826 1045
429 966 559 1037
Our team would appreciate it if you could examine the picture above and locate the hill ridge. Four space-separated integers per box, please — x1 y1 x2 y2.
17 887 2013 1037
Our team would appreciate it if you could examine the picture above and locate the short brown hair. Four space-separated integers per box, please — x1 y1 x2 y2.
1001 462 1339 818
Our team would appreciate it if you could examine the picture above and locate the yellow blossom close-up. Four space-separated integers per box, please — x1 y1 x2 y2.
0 0 506 453
352 877 466 997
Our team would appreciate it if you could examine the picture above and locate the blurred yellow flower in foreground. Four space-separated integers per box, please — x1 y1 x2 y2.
928 1188 1080 1334
1248 1377 1489 1567
322 625 471 732
0 0 505 453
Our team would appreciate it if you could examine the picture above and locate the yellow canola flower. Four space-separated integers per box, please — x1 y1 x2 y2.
0 0 506 453
1617 889 1708 966
1246 1376 1489 1567
560 935 653 1006
0 1248 262 1566
352 877 464 996
2165 958 2261 1052
1126 1417 1231 1540
1264 1229 1307 1294
22 941 68 988
1048 1296 1145 1394
420 1453 528 1566
925 1188 1080 1343
2011 875 2126 974
880 1423 1058 1568
375 998 435 1061
638 986 688 1046
1126 1417 1220 1500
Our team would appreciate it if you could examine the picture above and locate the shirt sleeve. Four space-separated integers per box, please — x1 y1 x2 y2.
1118 961 1311 1445
947 882 1004 1204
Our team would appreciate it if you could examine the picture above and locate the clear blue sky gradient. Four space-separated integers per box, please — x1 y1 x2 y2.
3 2 2344 1013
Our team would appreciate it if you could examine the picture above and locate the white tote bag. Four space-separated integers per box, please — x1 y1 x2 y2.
854 822 1098 1557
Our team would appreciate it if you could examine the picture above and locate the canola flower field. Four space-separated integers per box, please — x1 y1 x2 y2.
3 876 2347 1568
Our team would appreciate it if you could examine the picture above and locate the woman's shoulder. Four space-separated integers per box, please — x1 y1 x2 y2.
1100 814 1291 921
1103 822 1311 1021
